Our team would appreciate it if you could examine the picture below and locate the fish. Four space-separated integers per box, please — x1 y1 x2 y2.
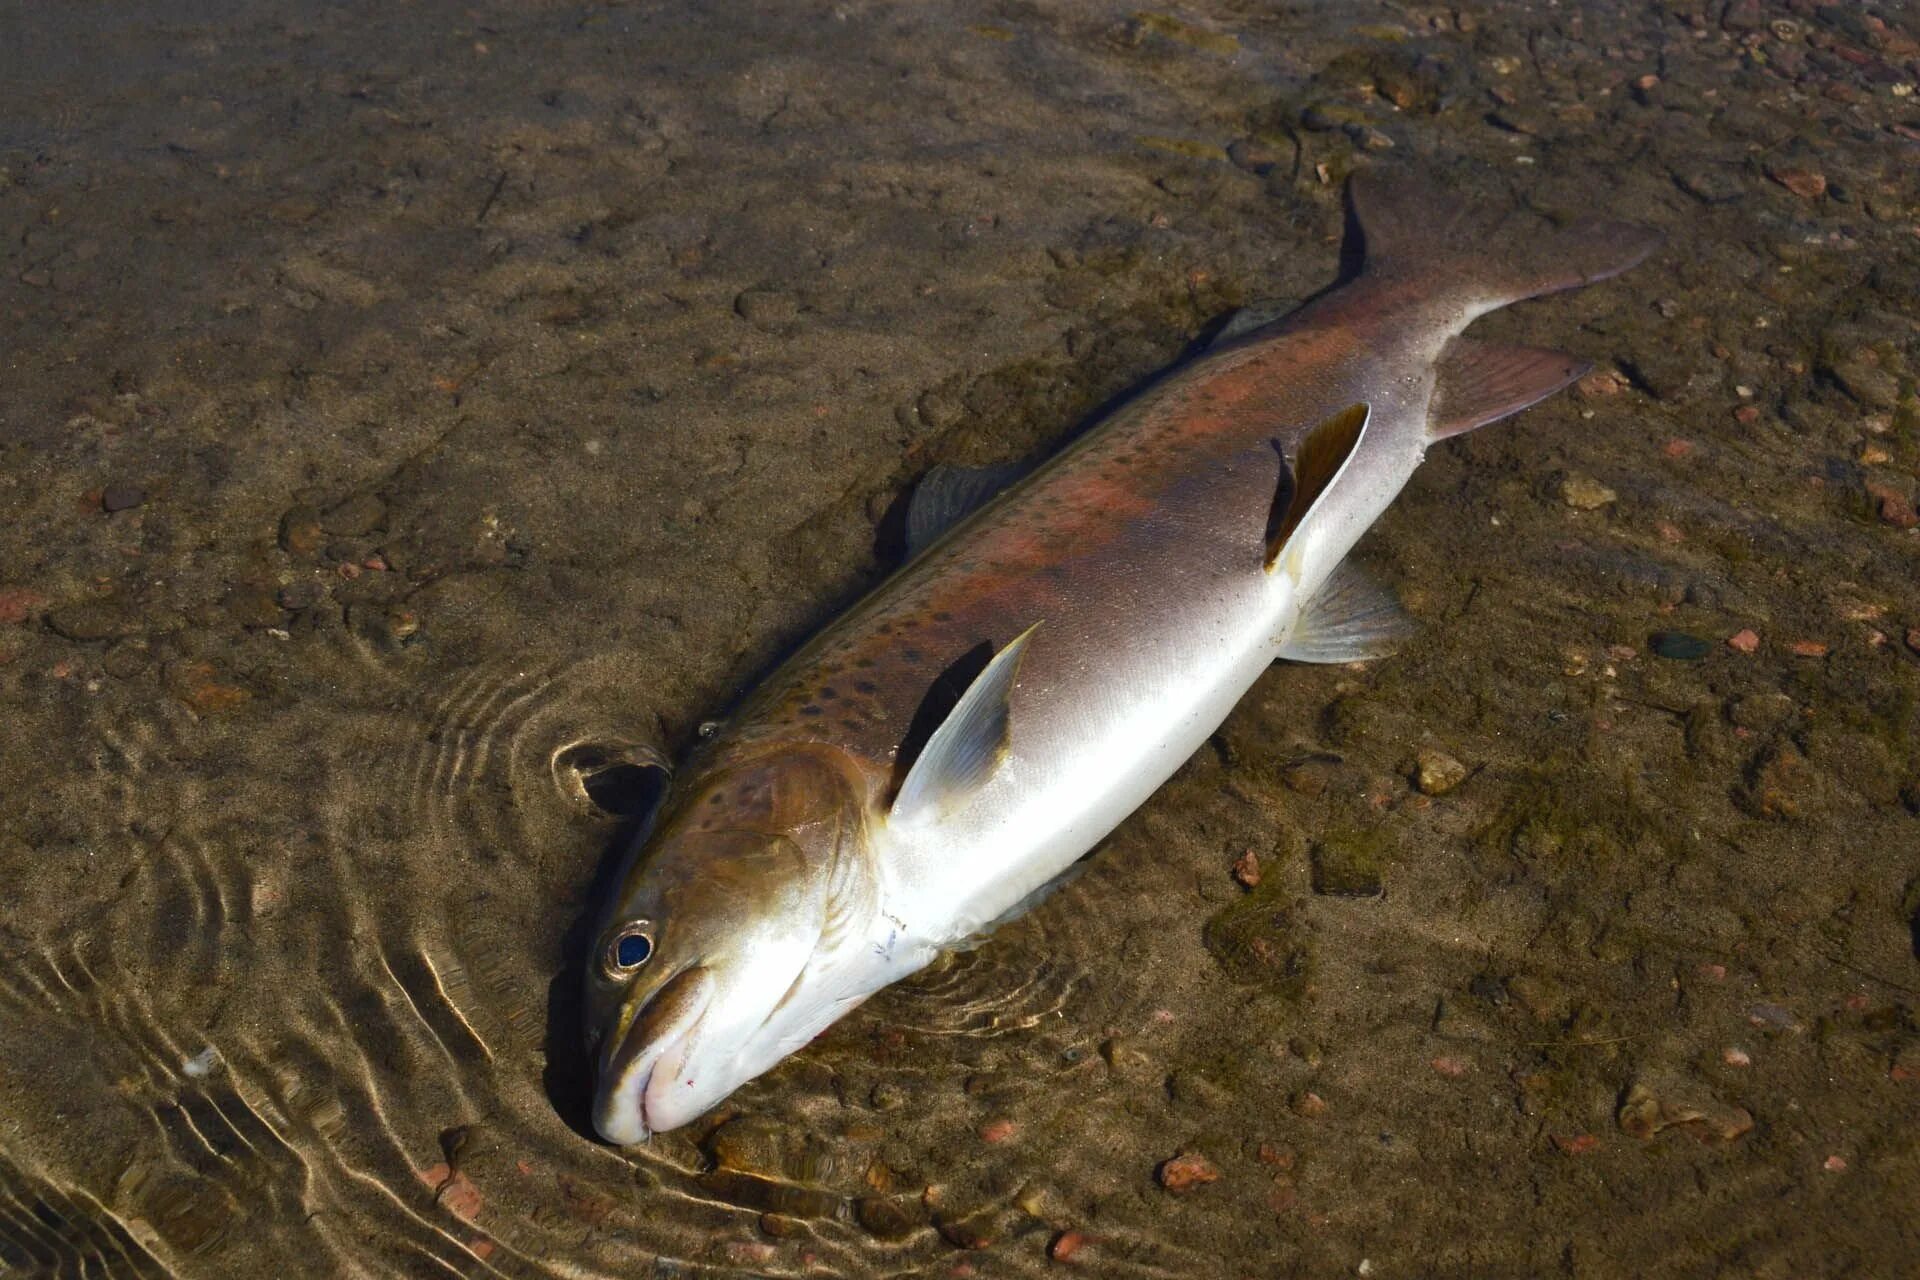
581 171 1662 1144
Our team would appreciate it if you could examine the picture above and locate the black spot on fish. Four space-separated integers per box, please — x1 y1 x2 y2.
854 679 877 694
800 704 823 717
933 611 953 622
902 648 923 663
819 686 838 700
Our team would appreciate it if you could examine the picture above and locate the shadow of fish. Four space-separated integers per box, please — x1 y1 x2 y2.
580 170 1663 1144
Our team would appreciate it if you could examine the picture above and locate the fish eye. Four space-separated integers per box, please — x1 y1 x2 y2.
603 923 654 978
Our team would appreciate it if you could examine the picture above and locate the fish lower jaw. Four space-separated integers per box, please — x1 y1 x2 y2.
592 1058 656 1146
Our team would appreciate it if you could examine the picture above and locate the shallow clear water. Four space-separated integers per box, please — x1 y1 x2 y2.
3 1 1918 1276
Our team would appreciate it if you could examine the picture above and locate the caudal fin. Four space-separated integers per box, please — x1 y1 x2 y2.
1349 169 1663 313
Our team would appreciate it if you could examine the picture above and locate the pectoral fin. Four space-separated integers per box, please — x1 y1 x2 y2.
1277 562 1414 663
890 623 1039 824
1431 338 1589 441
1266 403 1369 569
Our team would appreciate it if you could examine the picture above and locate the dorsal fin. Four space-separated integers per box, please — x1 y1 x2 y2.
890 623 1039 825
1431 338 1589 440
1209 298 1299 348
1266 403 1369 569
906 462 1029 558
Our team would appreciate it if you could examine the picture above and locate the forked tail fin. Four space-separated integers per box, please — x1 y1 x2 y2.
1347 170 1662 440
1349 170 1663 314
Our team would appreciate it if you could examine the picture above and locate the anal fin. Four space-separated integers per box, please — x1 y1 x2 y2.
1278 562 1414 663
1431 337 1590 441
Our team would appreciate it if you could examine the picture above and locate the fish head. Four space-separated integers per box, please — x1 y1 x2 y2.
584 747 871 1144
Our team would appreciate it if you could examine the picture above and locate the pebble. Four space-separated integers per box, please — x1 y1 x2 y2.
1551 1133 1600 1155
100 483 148 512
1155 1151 1220 1192
1413 747 1468 796
1906 628 1920 656
1767 166 1827 199
1788 640 1828 658
1049 1230 1090 1263
1823 1155 1848 1173
1289 1090 1327 1118
102 641 149 679
854 1195 918 1240
279 506 325 556
1722 1046 1751 1068
1560 473 1617 510
0 587 46 625
1726 629 1760 654
1617 1078 1753 1142
1311 836 1382 897
1430 1055 1469 1078
933 1207 997 1250
46 601 129 642
1649 631 1709 661
1864 481 1919 529
736 287 800 329
1231 848 1261 888
978 1118 1017 1144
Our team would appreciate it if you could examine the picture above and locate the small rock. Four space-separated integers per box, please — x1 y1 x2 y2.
736 287 800 328
1722 1046 1752 1068
1155 1151 1219 1192
1226 136 1287 174
1311 835 1382 897
323 492 387 537
1669 161 1745 205
869 1082 907 1111
102 641 150 679
1745 740 1818 819
1231 848 1261 888
166 661 251 714
279 506 325 556
933 1207 997 1250
45 601 129 642
854 1196 919 1240
277 580 325 611
1726 629 1760 654
1413 747 1468 796
758 1212 804 1239
1560 474 1617 510
978 1118 1017 1144
1823 1155 1847 1173
100 483 148 512
1551 1133 1600 1155
1049 1230 1090 1263
1788 640 1828 658
1289 1090 1327 1118
1430 1055 1469 1078
1617 1078 1753 1143
1906 628 1920 656
1864 481 1919 530
0 587 47 626
1767 166 1826 199
1649 631 1709 661
1281 760 1331 796
1575 369 1629 397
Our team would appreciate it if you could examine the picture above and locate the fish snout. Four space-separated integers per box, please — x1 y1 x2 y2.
592 964 713 1145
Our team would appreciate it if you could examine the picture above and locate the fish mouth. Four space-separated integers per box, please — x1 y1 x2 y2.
592 966 713 1146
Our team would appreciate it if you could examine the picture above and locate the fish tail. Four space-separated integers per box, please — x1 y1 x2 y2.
1349 170 1663 315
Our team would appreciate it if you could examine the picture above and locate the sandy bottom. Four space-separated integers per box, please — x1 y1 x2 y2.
2 1 1917 1276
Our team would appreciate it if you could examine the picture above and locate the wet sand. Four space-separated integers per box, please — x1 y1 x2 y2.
2 1 1917 1275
